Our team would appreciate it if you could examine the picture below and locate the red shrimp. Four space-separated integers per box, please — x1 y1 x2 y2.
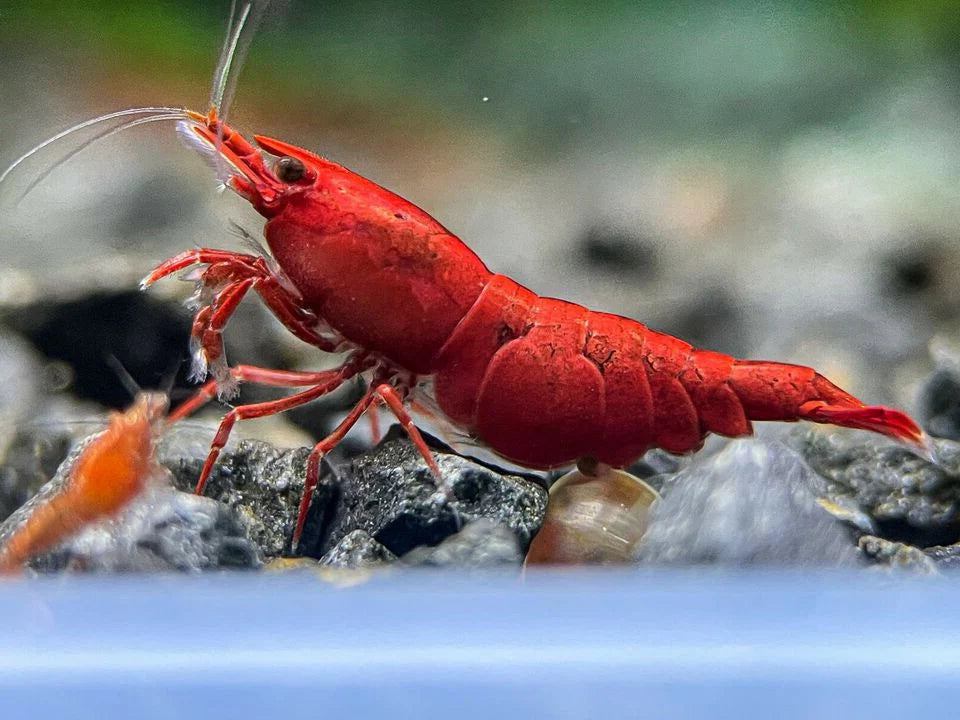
0 393 167 573
143 109 927 550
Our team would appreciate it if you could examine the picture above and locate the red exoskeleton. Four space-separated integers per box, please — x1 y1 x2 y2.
141 109 927 550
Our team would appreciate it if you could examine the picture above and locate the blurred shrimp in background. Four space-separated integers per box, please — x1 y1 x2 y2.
0 393 167 574
1 0 959 462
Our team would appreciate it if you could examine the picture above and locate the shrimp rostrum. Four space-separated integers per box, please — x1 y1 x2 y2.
143 110 926 548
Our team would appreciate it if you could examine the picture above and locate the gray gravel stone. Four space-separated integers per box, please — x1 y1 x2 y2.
858 535 937 574
0 329 67 522
0 437 93 550
402 519 523 567
923 544 960 570
634 439 860 567
31 487 262 573
0 330 42 431
161 435 320 558
0 395 107 524
319 529 396 569
796 432 960 547
0 422 70 525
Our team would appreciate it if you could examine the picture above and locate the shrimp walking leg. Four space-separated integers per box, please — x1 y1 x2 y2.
168 364 351 424
191 277 255 386
144 249 338 352
142 249 262 284
294 383 444 549
367 408 383 445
192 360 364 495
252 275 334 349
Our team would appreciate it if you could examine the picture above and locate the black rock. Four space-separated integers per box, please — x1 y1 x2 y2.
634 439 860 567
319 529 396 569
919 368 960 441
402 519 523 567
664 286 747 358
4 292 193 409
576 224 658 279
3 291 294 412
883 244 938 297
880 241 960 320
155 425 547 563
319 436 547 559
159 433 327 559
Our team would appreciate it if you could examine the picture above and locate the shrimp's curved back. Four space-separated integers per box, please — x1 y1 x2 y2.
0 393 168 573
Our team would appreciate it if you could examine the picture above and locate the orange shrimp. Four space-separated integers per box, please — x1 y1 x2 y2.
0 393 168 573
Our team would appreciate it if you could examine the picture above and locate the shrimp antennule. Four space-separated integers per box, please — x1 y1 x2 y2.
0 107 191 203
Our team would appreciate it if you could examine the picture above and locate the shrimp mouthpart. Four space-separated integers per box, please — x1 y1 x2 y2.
176 110 285 215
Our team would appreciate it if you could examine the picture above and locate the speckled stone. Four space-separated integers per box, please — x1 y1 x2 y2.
320 529 396 568
858 535 937 574
402 519 523 567
162 435 322 558
796 433 960 548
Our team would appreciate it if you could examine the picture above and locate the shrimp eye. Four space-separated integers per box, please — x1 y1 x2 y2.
275 156 305 183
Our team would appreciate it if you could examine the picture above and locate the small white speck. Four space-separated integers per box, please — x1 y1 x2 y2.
481 96 489 103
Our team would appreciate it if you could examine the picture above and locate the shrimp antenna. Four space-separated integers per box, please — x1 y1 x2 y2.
210 0 277 118
159 357 185 400
0 107 190 204
14 112 191 204
210 1 252 116
105 355 142 404
209 1 272 182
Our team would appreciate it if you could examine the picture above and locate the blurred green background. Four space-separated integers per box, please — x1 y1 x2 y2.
2 0 960 411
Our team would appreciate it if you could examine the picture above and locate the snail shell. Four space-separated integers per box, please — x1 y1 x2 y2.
524 464 660 565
